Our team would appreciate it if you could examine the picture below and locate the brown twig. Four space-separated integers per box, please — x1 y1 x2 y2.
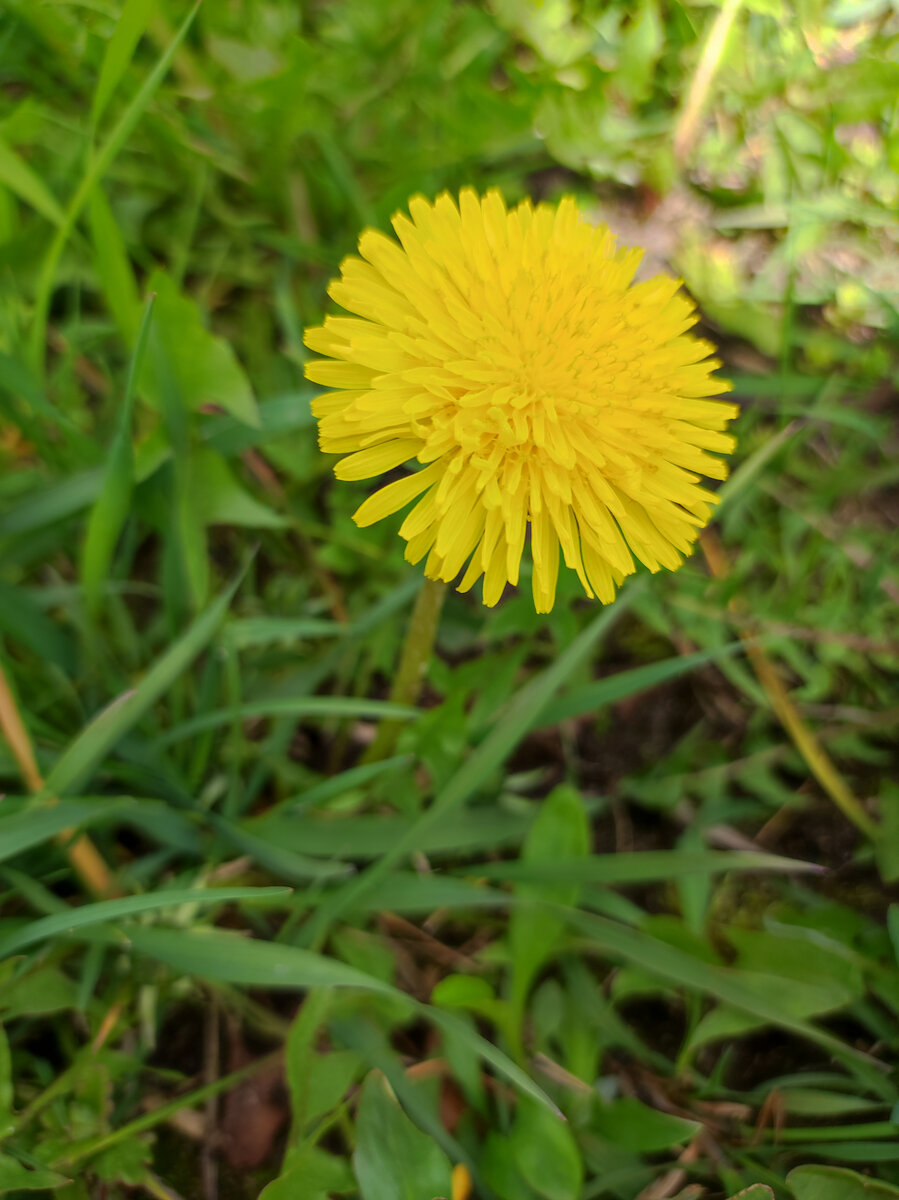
201 994 220 1200
0 658 118 898
700 528 877 840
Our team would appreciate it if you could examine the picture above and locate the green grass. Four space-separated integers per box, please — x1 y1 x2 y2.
1 1 898 1198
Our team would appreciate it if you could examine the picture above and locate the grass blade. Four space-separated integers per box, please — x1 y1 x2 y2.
40 567 244 800
0 136 64 226
155 696 419 747
0 886 290 959
125 926 558 1115
0 800 129 865
300 586 641 946
91 0 155 127
81 294 154 615
534 641 747 729
29 0 202 373
466 849 819 886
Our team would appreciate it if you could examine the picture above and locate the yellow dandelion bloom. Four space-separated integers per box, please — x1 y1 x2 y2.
304 189 736 613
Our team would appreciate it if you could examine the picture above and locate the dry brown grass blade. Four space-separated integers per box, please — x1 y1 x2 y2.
0 657 119 897
674 0 744 163
700 528 878 840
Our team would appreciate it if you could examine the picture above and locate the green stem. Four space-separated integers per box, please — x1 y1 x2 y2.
361 577 447 765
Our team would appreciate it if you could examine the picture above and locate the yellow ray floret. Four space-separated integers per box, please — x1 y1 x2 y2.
304 189 737 613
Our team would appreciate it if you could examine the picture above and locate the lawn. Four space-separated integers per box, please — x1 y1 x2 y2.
1 1 898 1198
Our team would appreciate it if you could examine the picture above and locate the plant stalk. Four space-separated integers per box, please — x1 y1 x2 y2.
361 577 447 764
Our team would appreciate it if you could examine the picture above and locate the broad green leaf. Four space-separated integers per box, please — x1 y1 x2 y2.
508 785 588 1022
788 1165 899 1198
0 965 79 1019
727 927 863 1009
141 270 259 427
729 1189 774 1199
0 1154 70 1193
353 1072 452 1200
91 1137 152 1186
0 887 289 959
562 907 890 1095
509 1099 583 1200
591 1098 699 1153
260 1147 352 1200
190 450 288 529
41 570 242 799
91 0 155 126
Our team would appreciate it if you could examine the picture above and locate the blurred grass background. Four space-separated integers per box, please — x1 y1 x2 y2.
0 1 898 1198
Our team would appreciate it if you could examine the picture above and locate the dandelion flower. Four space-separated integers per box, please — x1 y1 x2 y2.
304 189 736 613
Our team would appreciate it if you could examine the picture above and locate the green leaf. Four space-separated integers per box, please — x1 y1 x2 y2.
0 469 104 538
91 0 155 126
729 1189 774 1199
0 1154 70 1193
0 1022 12 1125
127 926 556 1114
29 1 203 372
302 590 638 943
508 785 588 1020
157 696 418 747
788 1165 899 1198
87 185 140 344
81 294 154 615
876 783 899 883
0 800 129 865
91 1136 152 1186
535 642 746 728
591 1098 699 1153
469 849 814 886
0 887 289 959
190 450 288 529
353 1072 453 1200
141 270 260 427
509 1099 583 1200
223 616 343 651
0 966 79 1019
562 907 888 1094
40 569 243 799
0 137 64 226
260 1146 353 1200
208 814 352 883
124 925 400 993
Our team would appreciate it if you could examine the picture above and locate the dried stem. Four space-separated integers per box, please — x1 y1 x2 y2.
0 656 118 897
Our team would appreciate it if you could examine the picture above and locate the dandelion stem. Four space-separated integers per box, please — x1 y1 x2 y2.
362 577 447 764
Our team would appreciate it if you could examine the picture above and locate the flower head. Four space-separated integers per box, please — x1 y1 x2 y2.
305 189 736 612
